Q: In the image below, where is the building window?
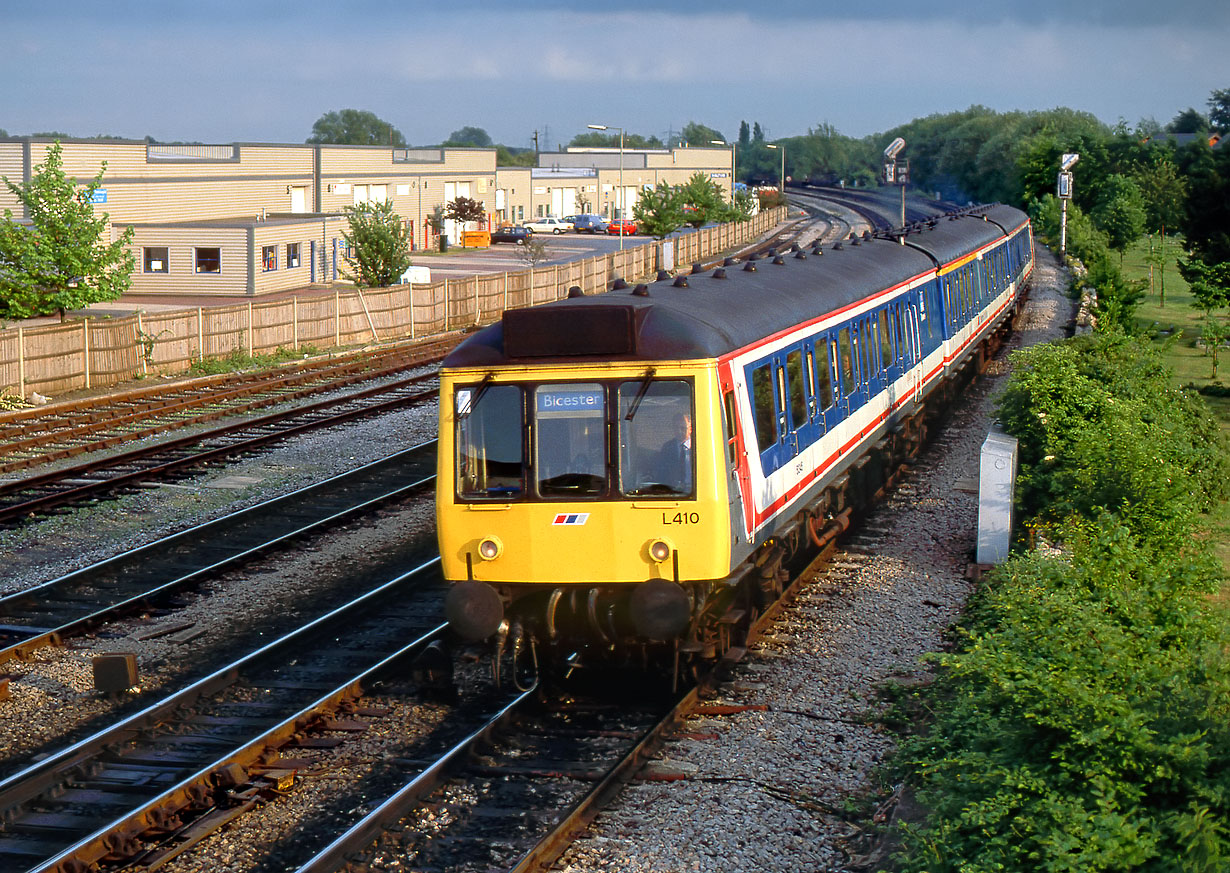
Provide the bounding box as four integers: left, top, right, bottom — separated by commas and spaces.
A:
195, 247, 221, 274
143, 246, 169, 273
262, 245, 277, 272
287, 242, 300, 268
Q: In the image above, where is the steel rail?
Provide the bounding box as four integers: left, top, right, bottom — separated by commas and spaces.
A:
0, 375, 438, 526
2, 560, 448, 873
0, 441, 438, 665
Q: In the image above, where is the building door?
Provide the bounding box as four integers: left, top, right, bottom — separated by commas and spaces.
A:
290, 186, 307, 213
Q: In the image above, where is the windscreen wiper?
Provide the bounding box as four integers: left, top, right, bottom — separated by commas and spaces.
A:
623, 367, 657, 420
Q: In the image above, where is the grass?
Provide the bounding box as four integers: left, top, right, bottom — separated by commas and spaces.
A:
1124, 234, 1230, 590
187, 344, 323, 376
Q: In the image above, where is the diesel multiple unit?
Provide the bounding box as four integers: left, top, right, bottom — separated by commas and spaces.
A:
436, 204, 1034, 677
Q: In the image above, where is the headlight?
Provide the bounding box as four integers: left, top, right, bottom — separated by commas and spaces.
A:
648, 539, 672, 563
478, 537, 503, 560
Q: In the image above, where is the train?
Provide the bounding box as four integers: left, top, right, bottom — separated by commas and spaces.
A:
435, 203, 1034, 682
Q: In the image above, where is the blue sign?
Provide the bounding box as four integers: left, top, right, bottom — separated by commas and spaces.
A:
537, 389, 603, 415
90, 189, 108, 204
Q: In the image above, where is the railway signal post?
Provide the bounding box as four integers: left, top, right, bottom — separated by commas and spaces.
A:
1058, 152, 1079, 256
884, 137, 908, 242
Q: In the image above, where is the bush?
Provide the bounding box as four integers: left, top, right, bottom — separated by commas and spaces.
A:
889, 332, 1230, 872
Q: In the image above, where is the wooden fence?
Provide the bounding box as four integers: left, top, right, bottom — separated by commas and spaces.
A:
0, 208, 784, 397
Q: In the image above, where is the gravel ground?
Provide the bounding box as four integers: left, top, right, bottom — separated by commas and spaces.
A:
0, 242, 1072, 872
551, 246, 1074, 873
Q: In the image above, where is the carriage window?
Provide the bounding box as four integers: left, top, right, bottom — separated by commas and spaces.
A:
878, 310, 893, 370
837, 328, 855, 396
815, 340, 834, 409
456, 384, 524, 499
617, 380, 693, 498
535, 384, 606, 498
751, 363, 777, 451
723, 390, 738, 464
786, 350, 807, 429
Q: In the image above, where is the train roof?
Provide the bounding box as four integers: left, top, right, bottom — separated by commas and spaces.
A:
443, 204, 1028, 368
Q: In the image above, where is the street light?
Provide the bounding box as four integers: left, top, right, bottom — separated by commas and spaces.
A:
711, 139, 736, 204
766, 143, 785, 195
589, 123, 624, 251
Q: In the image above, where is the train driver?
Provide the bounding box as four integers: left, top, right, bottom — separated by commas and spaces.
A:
657, 411, 693, 494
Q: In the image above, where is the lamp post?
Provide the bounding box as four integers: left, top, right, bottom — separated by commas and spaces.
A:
766, 143, 785, 195
711, 139, 736, 204
589, 123, 624, 251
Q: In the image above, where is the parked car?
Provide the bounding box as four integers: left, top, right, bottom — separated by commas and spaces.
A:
570, 213, 610, 233
524, 216, 572, 234
491, 225, 531, 245
607, 219, 638, 236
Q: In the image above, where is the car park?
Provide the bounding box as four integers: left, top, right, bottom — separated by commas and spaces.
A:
607, 219, 637, 236
570, 213, 610, 233
524, 216, 573, 234
491, 225, 531, 245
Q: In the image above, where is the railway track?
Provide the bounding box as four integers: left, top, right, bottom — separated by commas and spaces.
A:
0, 441, 437, 666
0, 558, 450, 873
0, 336, 457, 476
0, 371, 441, 528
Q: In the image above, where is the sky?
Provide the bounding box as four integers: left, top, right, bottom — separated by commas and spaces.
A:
2, 1, 1228, 150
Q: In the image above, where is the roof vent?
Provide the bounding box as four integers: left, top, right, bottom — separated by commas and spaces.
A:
632, 283, 650, 297
673, 275, 689, 287
790, 243, 802, 252
691, 262, 705, 274
656, 270, 671, 282
833, 242, 844, 251
611, 278, 629, 290
712, 268, 727, 279
849, 232, 858, 240
743, 261, 757, 272
863, 230, 871, 240
851, 237, 861, 245
794, 251, 807, 260
766, 247, 777, 257
567, 285, 584, 298
811, 245, 824, 256
723, 257, 738, 266
772, 255, 786, 265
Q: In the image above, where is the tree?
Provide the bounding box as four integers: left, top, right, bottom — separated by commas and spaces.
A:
738, 121, 751, 149
445, 196, 488, 246
1168, 107, 1209, 135
1182, 255, 1230, 378
679, 172, 733, 228
306, 109, 405, 146
1183, 142, 1230, 264
752, 122, 764, 143
1209, 87, 1230, 134
680, 122, 725, 147
0, 142, 134, 320
444, 127, 493, 148
1091, 174, 1146, 263
1135, 157, 1186, 304
568, 131, 664, 149
632, 182, 684, 239
340, 199, 412, 287
517, 235, 551, 268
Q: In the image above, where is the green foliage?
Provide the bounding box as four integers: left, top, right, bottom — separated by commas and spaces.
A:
568, 130, 663, 149
306, 109, 405, 146
1181, 254, 1230, 315
0, 142, 135, 320
188, 344, 324, 376
1210, 88, 1230, 134
1134, 156, 1186, 237
1092, 174, 1147, 258
678, 172, 735, 228
679, 121, 725, 147
895, 517, 1230, 873
1169, 107, 1210, 135
496, 146, 536, 167
1181, 139, 1230, 264
340, 199, 412, 288
631, 181, 684, 240
442, 126, 492, 148
994, 333, 1230, 541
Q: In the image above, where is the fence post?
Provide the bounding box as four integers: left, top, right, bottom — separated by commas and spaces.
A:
293, 297, 299, 350
409, 285, 416, 340
17, 325, 25, 398
247, 301, 253, 356
197, 307, 204, 361
137, 311, 148, 377
444, 279, 450, 331
83, 319, 91, 390
334, 290, 340, 347
503, 272, 508, 312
